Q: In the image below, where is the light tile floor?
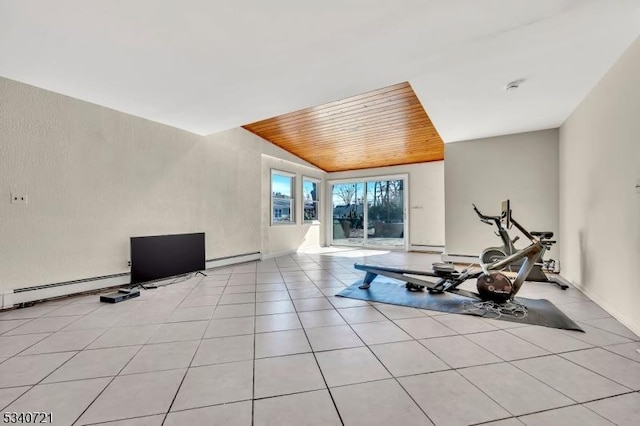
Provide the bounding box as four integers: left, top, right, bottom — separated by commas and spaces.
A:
0, 249, 639, 426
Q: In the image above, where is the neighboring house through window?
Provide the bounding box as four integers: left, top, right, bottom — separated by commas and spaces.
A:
272, 170, 295, 224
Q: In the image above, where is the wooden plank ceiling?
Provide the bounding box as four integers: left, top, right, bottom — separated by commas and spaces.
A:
242, 82, 444, 172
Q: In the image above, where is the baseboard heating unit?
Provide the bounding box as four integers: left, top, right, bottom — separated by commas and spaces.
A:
1, 251, 261, 310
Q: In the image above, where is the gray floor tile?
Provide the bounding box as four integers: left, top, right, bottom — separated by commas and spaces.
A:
256, 283, 287, 292
329, 297, 370, 309
338, 306, 387, 324
316, 346, 390, 387
78, 369, 185, 424
306, 325, 365, 352
563, 324, 633, 346
433, 314, 499, 334
298, 309, 346, 328
84, 415, 165, 425
352, 320, 412, 345
192, 335, 253, 366
0, 305, 59, 320
254, 389, 341, 426
121, 340, 199, 374
481, 419, 524, 426
560, 302, 613, 321
394, 316, 457, 339
518, 404, 614, 426
561, 348, 640, 390
602, 342, 640, 362
0, 319, 30, 334
165, 400, 252, 426
255, 329, 311, 358
63, 313, 123, 331
466, 330, 550, 361
0, 352, 76, 388
293, 297, 335, 312
372, 303, 429, 319
580, 318, 639, 340
212, 303, 256, 319
255, 313, 301, 333
0, 386, 30, 411
255, 300, 295, 315
0, 333, 51, 357
5, 377, 110, 425
87, 324, 159, 349
223, 284, 256, 294
370, 340, 449, 377
254, 353, 325, 398
116, 311, 172, 327
285, 281, 316, 290
43, 346, 140, 383
419, 335, 502, 368
255, 290, 290, 302
507, 325, 593, 353
459, 362, 573, 415
190, 285, 225, 296
288, 288, 324, 299
400, 370, 510, 426
257, 272, 284, 284
179, 295, 221, 308
5, 316, 81, 335
584, 392, 640, 426
219, 293, 256, 305
513, 355, 630, 402
172, 361, 253, 411
22, 328, 106, 355
147, 320, 207, 344
205, 316, 255, 338
331, 379, 433, 426
167, 306, 214, 322
44, 303, 101, 317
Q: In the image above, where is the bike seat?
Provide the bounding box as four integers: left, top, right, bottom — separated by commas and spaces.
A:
531, 231, 554, 239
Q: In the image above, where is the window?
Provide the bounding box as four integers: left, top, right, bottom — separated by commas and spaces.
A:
303, 177, 320, 222
272, 171, 295, 224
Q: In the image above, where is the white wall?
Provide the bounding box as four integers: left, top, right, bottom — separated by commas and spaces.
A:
1, 78, 315, 292
327, 161, 445, 248
444, 129, 559, 259
559, 36, 640, 334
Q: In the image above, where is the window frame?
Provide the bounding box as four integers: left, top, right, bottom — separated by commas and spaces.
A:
271, 169, 296, 226
302, 176, 321, 224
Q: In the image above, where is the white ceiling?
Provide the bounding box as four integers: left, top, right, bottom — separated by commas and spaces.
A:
1, 0, 639, 142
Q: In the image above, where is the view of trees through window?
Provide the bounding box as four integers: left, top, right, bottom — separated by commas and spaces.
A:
332, 179, 404, 247
303, 178, 319, 221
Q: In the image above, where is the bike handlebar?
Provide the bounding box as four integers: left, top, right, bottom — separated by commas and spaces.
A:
472, 204, 503, 223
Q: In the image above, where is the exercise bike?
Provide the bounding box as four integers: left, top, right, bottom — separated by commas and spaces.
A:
473, 200, 568, 290
354, 202, 556, 303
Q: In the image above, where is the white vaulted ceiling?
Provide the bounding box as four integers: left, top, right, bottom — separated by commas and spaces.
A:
0, 0, 639, 141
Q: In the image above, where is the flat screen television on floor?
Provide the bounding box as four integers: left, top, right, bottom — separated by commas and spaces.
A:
130, 232, 205, 284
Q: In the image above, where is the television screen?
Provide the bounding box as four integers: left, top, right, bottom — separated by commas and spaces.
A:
130, 232, 205, 284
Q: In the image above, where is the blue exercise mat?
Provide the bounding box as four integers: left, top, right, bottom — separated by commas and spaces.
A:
337, 278, 583, 332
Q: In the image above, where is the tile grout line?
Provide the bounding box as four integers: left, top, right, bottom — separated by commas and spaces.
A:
71, 277, 201, 425
281, 262, 346, 426
159, 273, 223, 426
329, 289, 439, 425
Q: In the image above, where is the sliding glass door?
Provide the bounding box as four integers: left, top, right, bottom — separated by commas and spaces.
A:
331, 182, 364, 246
330, 176, 407, 249
366, 179, 405, 248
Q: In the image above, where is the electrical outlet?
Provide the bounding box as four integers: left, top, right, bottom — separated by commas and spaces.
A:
11, 193, 28, 204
